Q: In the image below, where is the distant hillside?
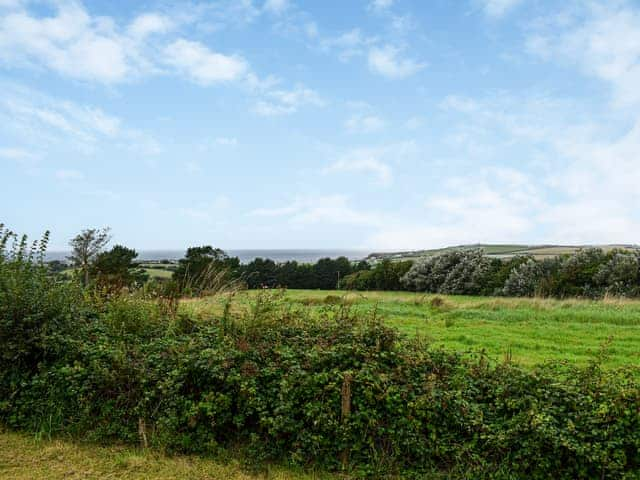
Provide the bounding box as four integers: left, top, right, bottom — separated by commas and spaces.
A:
366, 244, 640, 262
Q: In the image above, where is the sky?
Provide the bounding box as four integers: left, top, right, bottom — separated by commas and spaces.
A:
2, 0, 640, 251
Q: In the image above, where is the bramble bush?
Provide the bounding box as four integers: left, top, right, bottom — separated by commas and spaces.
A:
0, 238, 638, 478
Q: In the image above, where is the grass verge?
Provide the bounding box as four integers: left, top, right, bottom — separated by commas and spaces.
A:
0, 431, 332, 480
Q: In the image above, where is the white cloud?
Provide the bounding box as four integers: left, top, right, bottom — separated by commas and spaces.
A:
368, 0, 394, 12
320, 28, 375, 62
251, 195, 383, 227
128, 13, 174, 39
177, 195, 232, 221
321, 142, 418, 186
0, 85, 120, 149
0, 145, 40, 175
83, 188, 121, 201
389, 14, 416, 35
527, 2, 640, 107
55, 169, 84, 181
0, 0, 308, 107
215, 136, 238, 146
164, 39, 248, 85
366, 168, 540, 250
250, 204, 300, 217
263, 0, 289, 15
0, 0, 23, 10
0, 2, 134, 83
432, 83, 640, 246
304, 21, 318, 38
405, 116, 424, 130
253, 85, 324, 116
368, 45, 425, 78
0, 146, 38, 161
480, 0, 524, 18
344, 113, 386, 133
0, 82, 161, 155
185, 161, 202, 174
324, 156, 392, 186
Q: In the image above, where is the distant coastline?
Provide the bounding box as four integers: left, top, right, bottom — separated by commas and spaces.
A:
45, 249, 371, 264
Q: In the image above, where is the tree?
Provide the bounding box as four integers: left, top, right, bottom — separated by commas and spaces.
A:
312, 257, 353, 289
92, 245, 148, 290
173, 246, 240, 294
339, 260, 412, 291
594, 251, 640, 297
555, 248, 607, 298
46, 260, 67, 275
68, 228, 111, 286
502, 259, 543, 297
242, 258, 279, 288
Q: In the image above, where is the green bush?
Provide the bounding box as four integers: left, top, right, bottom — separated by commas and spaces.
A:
4, 310, 639, 478
402, 249, 496, 295
1, 233, 639, 478
0, 226, 86, 374
339, 260, 412, 291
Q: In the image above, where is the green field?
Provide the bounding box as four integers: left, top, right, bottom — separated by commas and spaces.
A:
0, 432, 332, 480
143, 267, 173, 279
183, 289, 640, 369
367, 243, 639, 261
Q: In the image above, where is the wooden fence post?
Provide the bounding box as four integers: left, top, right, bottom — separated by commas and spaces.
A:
340, 372, 353, 469
138, 417, 148, 449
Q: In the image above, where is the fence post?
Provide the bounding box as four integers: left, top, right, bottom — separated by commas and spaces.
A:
340, 371, 353, 469
138, 417, 148, 449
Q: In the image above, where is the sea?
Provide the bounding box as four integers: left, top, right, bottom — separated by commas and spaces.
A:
45, 249, 371, 264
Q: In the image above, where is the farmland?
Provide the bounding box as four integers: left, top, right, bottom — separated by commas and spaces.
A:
183, 289, 640, 369
367, 243, 640, 262
2, 239, 639, 478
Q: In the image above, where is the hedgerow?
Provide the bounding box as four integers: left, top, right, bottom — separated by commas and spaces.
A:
401, 248, 640, 299
1, 230, 639, 478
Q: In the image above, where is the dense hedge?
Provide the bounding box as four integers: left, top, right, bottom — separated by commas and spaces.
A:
338, 259, 413, 291
170, 251, 361, 291
401, 248, 640, 299
1, 250, 639, 478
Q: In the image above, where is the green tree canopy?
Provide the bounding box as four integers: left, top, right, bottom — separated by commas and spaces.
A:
92, 245, 147, 290
68, 228, 111, 285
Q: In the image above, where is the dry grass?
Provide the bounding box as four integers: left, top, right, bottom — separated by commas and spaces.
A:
0, 431, 332, 480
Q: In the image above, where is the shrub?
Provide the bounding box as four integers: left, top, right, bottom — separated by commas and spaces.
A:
503, 258, 545, 297
555, 248, 608, 298
339, 260, 412, 291
595, 251, 640, 297
402, 249, 495, 295
0, 226, 85, 374
1, 229, 639, 478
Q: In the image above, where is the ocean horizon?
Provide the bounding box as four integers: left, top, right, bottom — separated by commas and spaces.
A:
45, 249, 371, 264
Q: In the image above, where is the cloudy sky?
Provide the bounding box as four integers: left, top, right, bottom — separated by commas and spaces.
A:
2, 0, 640, 250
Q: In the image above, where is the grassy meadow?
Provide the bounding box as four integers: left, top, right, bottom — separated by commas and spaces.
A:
368, 243, 639, 261
182, 289, 640, 369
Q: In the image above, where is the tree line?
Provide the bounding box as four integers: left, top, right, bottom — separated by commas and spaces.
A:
401, 247, 640, 298
2, 223, 638, 478
60, 227, 640, 298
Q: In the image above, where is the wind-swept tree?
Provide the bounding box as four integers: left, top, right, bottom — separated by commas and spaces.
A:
68, 228, 111, 285
92, 244, 148, 291
173, 245, 240, 294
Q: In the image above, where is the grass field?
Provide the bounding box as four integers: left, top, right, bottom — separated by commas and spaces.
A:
368, 243, 639, 261
143, 267, 173, 279
0, 432, 332, 480
183, 290, 640, 369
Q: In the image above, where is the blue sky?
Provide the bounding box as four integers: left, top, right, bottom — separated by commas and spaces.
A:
2, 0, 640, 250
